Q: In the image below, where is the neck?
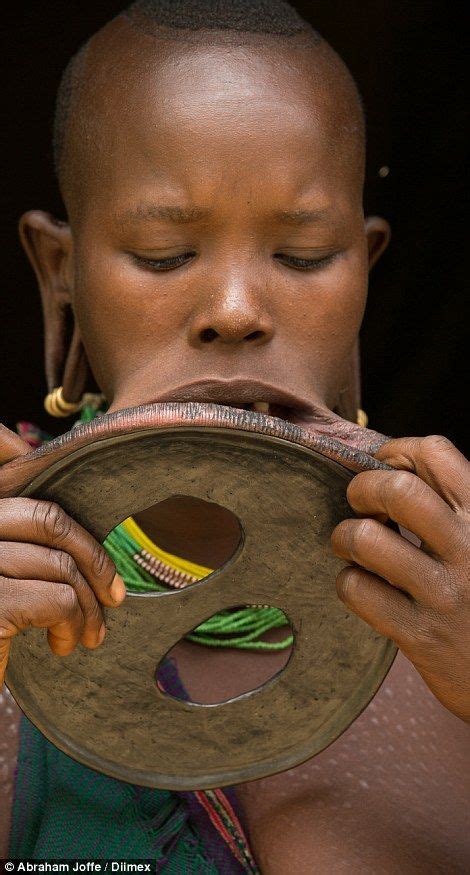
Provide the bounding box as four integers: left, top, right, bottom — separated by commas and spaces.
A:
133, 495, 241, 569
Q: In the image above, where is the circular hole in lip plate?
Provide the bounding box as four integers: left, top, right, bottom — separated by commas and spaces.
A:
155, 604, 294, 706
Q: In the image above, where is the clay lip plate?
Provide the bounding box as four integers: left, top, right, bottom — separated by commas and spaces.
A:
2, 403, 396, 790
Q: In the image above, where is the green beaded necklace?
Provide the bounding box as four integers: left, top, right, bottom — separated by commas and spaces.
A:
80, 404, 293, 652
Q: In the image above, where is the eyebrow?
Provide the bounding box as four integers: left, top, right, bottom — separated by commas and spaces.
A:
120, 204, 329, 226
121, 203, 210, 224
274, 208, 330, 225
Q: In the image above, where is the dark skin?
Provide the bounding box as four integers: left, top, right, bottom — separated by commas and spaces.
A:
0, 18, 469, 870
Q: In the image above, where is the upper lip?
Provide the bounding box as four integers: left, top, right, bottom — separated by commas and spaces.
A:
154, 379, 315, 414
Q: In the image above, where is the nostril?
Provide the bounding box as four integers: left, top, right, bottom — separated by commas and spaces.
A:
200, 328, 218, 343
199, 328, 265, 344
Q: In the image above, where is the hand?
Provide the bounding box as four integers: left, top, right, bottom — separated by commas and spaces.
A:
0, 423, 126, 687
331, 435, 470, 722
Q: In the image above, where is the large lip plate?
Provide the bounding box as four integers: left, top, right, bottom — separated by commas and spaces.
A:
5, 415, 396, 790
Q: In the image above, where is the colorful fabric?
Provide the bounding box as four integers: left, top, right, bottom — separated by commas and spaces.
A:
8, 658, 258, 871
16, 420, 52, 448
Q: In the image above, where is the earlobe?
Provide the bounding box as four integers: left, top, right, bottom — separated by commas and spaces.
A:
19, 211, 98, 405
365, 216, 391, 270
19, 210, 80, 396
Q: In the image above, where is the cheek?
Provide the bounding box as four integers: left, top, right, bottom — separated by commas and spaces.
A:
286, 253, 368, 347
327, 254, 368, 336
71, 252, 189, 390
282, 251, 368, 400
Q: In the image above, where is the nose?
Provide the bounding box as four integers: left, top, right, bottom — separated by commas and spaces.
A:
188, 277, 275, 348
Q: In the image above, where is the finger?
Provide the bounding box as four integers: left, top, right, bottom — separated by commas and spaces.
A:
0, 576, 85, 658
0, 498, 126, 607
345, 469, 463, 560
0, 541, 104, 647
375, 435, 470, 514
48, 617, 105, 655
336, 565, 415, 646
0, 423, 31, 464
331, 518, 440, 602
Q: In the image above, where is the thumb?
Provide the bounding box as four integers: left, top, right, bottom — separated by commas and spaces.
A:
0, 423, 31, 465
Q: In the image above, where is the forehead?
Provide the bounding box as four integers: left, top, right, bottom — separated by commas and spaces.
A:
67, 21, 363, 217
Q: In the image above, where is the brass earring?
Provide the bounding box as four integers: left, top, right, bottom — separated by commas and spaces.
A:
44, 386, 82, 417
44, 387, 105, 418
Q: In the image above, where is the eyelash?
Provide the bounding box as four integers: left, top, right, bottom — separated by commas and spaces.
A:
274, 253, 336, 271
132, 252, 336, 272
132, 252, 196, 271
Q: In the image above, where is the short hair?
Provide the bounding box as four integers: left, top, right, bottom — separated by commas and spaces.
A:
124, 0, 310, 35
52, 0, 363, 199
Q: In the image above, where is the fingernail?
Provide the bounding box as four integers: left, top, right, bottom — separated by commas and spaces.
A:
110, 573, 126, 603
98, 622, 106, 643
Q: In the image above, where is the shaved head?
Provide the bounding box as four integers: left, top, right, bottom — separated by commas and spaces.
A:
53, 0, 365, 216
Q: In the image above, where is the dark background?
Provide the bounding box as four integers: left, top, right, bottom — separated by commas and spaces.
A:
1, 1, 468, 451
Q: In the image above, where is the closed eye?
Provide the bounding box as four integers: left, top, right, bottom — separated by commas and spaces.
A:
131, 251, 338, 273
131, 252, 196, 271
274, 253, 338, 271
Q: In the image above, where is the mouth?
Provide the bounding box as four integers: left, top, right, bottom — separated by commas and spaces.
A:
154, 379, 320, 426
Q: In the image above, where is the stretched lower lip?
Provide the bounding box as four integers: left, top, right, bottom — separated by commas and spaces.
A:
210, 400, 306, 424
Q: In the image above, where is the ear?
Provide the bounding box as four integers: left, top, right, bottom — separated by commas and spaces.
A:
19, 209, 73, 299
365, 215, 391, 270
19, 210, 74, 393
19, 210, 93, 403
